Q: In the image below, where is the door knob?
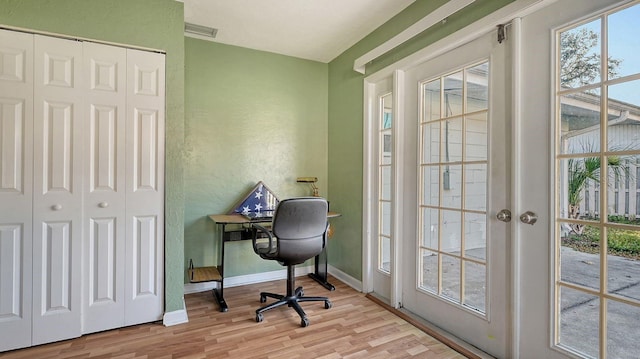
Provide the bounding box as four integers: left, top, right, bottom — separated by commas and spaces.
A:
496, 209, 512, 222
98, 202, 109, 208
51, 204, 62, 211
520, 211, 538, 225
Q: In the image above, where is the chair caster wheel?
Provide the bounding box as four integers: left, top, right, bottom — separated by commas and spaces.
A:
256, 313, 263, 323
324, 300, 332, 309
299, 289, 304, 297
260, 295, 267, 303
301, 317, 310, 327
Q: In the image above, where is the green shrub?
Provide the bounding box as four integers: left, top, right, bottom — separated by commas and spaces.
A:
608, 229, 640, 254
564, 226, 640, 257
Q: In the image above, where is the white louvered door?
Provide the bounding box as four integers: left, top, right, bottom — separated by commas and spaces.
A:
32, 34, 84, 345
0, 29, 34, 352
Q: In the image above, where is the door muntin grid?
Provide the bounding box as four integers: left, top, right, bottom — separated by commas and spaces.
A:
378, 93, 392, 274
418, 60, 489, 315
554, 2, 640, 358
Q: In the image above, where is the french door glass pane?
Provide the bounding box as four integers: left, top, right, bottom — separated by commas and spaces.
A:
559, 91, 601, 155
559, 19, 601, 89
465, 112, 487, 161
464, 212, 486, 261
558, 157, 604, 222
607, 80, 640, 149
443, 72, 463, 117
423, 79, 441, 121
422, 122, 440, 163
422, 207, 439, 249
420, 249, 438, 291
559, 223, 601, 291
464, 261, 486, 312
466, 62, 489, 112
607, 300, 640, 358
441, 165, 462, 208
465, 164, 487, 211
441, 117, 463, 163
422, 165, 439, 206
441, 254, 460, 302
558, 286, 599, 358
608, 5, 640, 80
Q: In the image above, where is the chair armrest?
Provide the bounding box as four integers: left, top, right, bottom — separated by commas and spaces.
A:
251, 223, 275, 255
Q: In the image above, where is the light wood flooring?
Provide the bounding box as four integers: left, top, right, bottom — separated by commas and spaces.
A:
1, 276, 473, 358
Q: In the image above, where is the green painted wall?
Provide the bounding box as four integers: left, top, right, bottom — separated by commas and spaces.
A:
1, 0, 515, 313
0, 0, 186, 312
327, 0, 513, 280
184, 38, 328, 278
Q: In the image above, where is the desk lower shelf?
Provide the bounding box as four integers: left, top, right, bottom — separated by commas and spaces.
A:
188, 265, 222, 283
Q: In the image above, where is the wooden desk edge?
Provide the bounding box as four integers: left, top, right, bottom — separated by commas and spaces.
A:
209, 212, 341, 224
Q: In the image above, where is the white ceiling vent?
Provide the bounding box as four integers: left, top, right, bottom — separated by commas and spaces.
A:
184, 22, 218, 38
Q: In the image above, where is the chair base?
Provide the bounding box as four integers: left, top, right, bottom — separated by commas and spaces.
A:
255, 265, 332, 327
255, 286, 332, 327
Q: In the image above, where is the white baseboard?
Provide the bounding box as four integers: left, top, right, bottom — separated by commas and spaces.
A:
183, 265, 362, 295
183, 265, 314, 294
327, 265, 362, 292
163, 297, 189, 326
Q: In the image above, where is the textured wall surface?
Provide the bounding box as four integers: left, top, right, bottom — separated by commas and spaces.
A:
0, 0, 186, 312
184, 38, 328, 278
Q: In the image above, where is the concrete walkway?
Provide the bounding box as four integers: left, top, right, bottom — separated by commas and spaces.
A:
558, 246, 640, 358
423, 247, 640, 358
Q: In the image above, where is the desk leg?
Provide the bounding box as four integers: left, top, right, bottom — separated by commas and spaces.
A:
215, 225, 229, 312
212, 287, 228, 312
308, 247, 335, 291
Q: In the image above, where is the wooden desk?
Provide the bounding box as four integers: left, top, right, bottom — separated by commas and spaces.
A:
191, 212, 340, 312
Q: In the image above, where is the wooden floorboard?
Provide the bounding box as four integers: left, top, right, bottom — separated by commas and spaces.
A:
1, 276, 469, 358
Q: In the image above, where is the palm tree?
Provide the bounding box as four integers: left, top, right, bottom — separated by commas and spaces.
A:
567, 155, 625, 234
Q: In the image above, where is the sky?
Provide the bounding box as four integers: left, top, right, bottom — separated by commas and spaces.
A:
576, 3, 640, 105
608, 3, 640, 106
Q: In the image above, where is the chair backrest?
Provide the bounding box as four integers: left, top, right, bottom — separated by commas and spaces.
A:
271, 197, 328, 264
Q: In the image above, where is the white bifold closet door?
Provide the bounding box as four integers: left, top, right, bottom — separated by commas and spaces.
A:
0, 29, 34, 352
0, 29, 165, 351
82, 41, 165, 333
32, 34, 85, 346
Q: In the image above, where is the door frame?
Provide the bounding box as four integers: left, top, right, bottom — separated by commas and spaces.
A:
362, 1, 556, 357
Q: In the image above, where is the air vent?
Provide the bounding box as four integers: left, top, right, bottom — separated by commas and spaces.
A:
184, 22, 218, 38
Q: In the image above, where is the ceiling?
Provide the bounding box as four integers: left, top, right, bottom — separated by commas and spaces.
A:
183, 0, 415, 63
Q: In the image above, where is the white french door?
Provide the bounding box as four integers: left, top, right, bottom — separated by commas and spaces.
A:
518, 0, 640, 358
400, 30, 511, 357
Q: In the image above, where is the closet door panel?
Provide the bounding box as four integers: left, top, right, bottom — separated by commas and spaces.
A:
32, 35, 83, 345
0, 29, 33, 352
125, 49, 164, 326
82, 42, 126, 334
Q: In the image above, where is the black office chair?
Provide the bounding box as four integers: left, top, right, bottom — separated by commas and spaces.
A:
251, 197, 332, 327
